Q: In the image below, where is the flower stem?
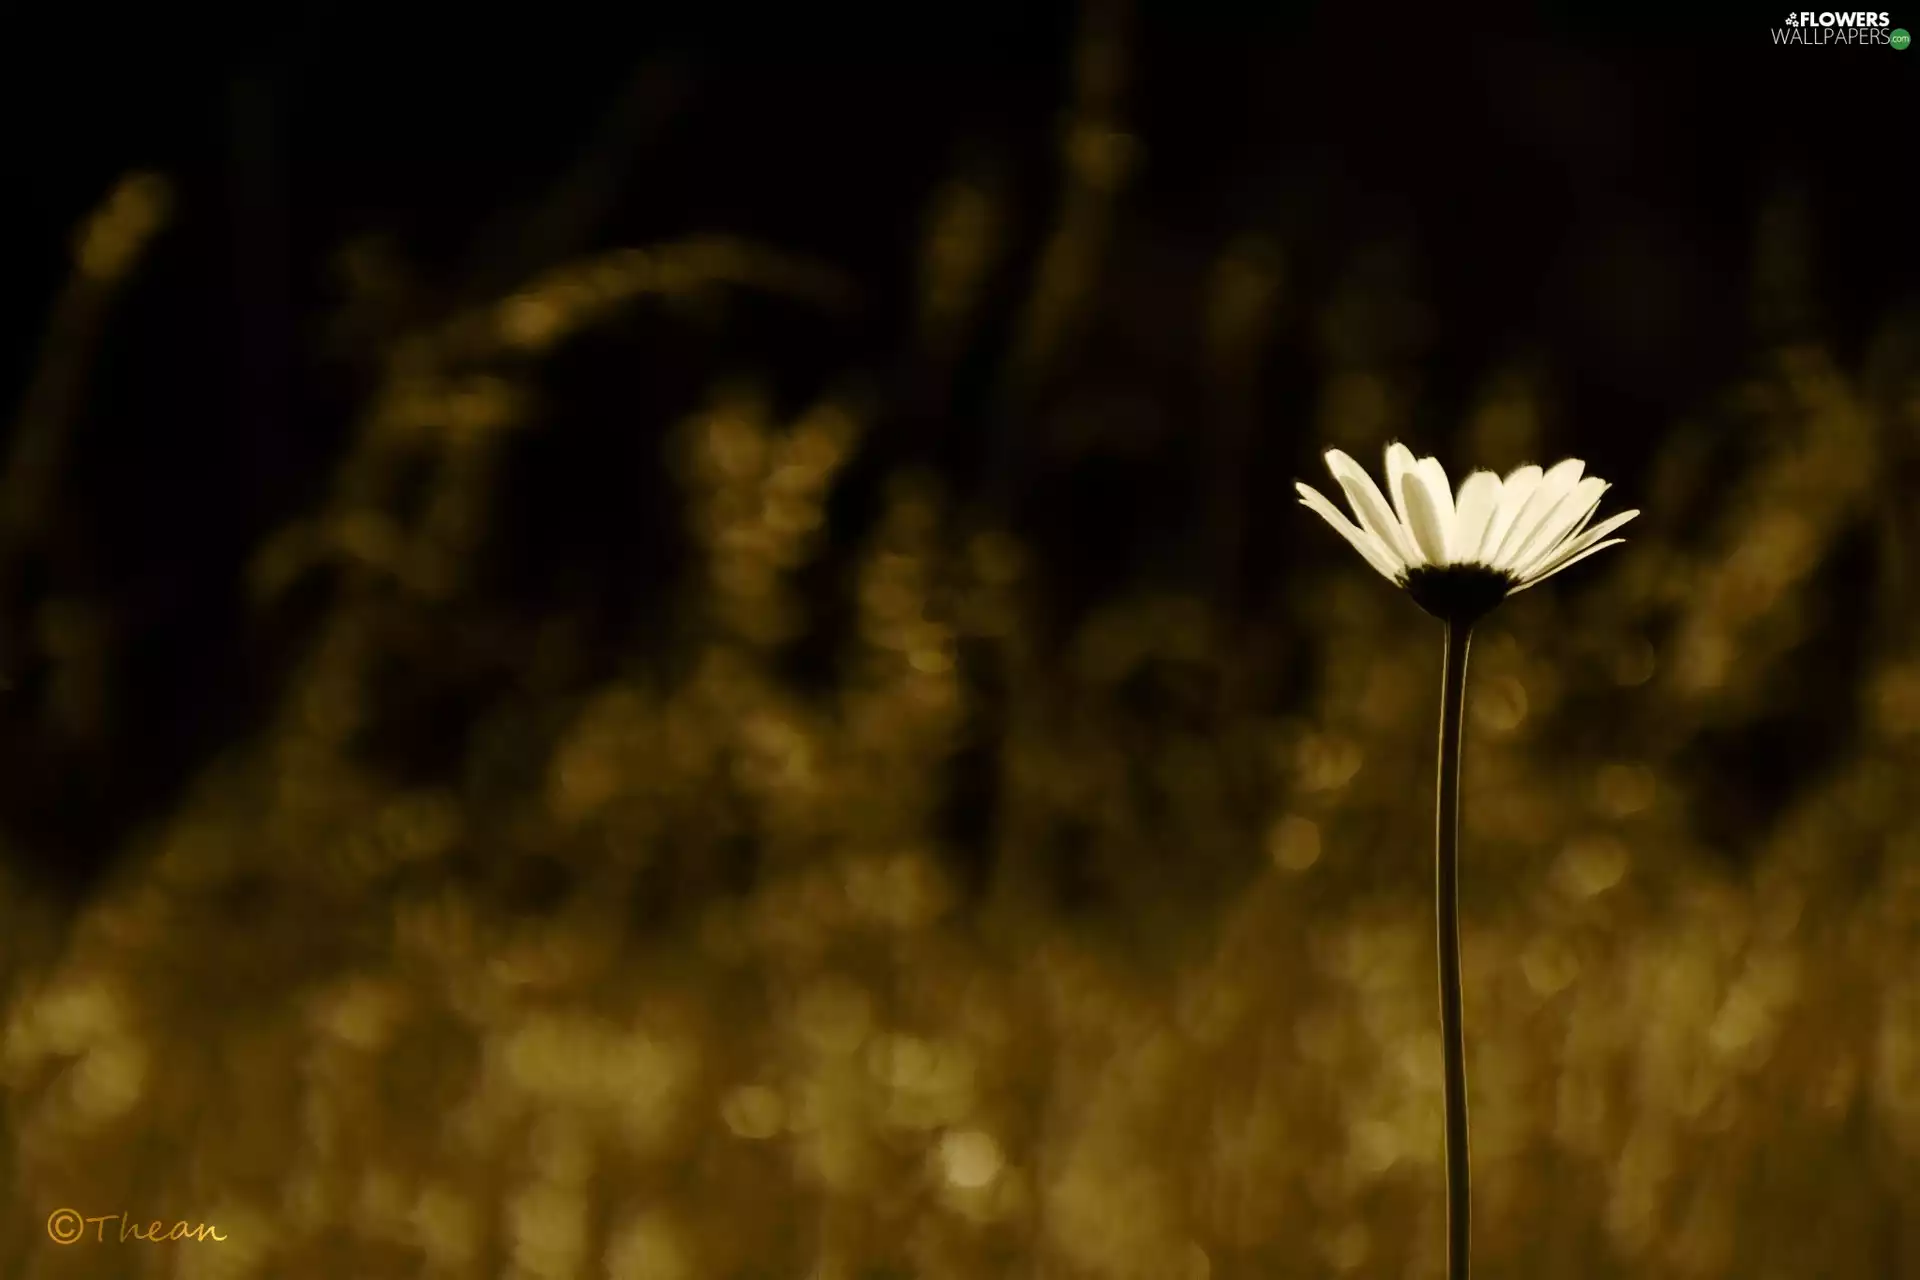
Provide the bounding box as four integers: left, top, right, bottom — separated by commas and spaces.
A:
1436, 617, 1474, 1279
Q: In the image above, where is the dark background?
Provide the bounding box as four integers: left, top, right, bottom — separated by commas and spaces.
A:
2, 2, 1915, 890
5, 7, 1920, 1278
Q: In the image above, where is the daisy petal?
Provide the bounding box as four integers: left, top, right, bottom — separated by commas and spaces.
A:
1510, 477, 1607, 577
1416, 455, 1456, 533
1491, 458, 1583, 570
1514, 481, 1608, 579
1399, 468, 1451, 565
1326, 449, 1419, 565
1450, 471, 1502, 565
1385, 443, 1421, 544
1297, 483, 1405, 581
1518, 509, 1639, 584
1507, 538, 1626, 593
1478, 464, 1541, 560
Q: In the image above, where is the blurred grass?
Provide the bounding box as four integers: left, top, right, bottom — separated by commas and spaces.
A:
4, 24, 1920, 1280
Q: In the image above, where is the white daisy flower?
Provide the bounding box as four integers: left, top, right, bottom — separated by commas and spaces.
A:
1295, 442, 1638, 621
1295, 441, 1641, 1275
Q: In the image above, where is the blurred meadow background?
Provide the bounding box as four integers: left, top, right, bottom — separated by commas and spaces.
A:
4, 4, 1919, 1277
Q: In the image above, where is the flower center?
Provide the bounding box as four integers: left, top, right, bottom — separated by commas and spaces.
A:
1402, 563, 1515, 624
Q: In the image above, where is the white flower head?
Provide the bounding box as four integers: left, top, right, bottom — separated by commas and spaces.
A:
1296, 442, 1637, 621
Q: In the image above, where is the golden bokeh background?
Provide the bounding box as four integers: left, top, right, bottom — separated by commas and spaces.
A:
4, 8, 1919, 1278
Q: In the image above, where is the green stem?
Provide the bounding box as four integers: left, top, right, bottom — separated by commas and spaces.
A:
1437, 618, 1473, 1279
